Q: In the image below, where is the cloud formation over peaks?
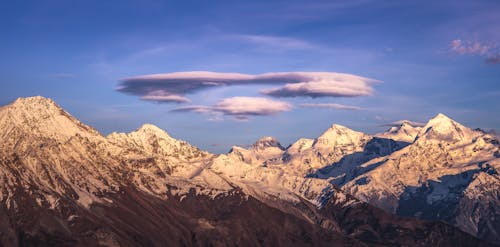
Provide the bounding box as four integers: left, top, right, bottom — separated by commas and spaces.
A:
117, 71, 378, 103
171, 97, 292, 121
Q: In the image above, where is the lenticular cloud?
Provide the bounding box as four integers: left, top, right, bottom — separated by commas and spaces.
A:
171, 97, 292, 120
117, 71, 378, 103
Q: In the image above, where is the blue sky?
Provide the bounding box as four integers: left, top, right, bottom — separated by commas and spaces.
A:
1, 0, 499, 153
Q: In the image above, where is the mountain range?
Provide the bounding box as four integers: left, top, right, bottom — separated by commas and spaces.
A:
0, 96, 498, 246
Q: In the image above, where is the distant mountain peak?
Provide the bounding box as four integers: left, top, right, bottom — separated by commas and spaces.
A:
13, 95, 56, 105
416, 113, 473, 143
424, 113, 461, 129
136, 123, 171, 136
318, 124, 364, 140
1, 96, 100, 140
313, 124, 369, 150
251, 136, 284, 150
376, 120, 422, 143
330, 123, 349, 130
399, 120, 424, 127
400, 120, 412, 125
109, 123, 177, 145
10, 96, 62, 112
429, 113, 454, 122
286, 138, 314, 154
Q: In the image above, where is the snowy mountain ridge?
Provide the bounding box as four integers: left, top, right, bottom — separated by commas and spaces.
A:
0, 96, 498, 246
221, 112, 499, 243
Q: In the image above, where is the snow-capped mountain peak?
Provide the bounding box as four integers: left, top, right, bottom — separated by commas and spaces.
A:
329, 123, 350, 131
320, 123, 362, 136
107, 123, 208, 161
416, 113, 473, 143
251, 136, 284, 150
375, 120, 423, 143
107, 123, 175, 143
427, 113, 456, 124
315, 124, 368, 147
424, 113, 465, 128
6, 96, 68, 119
227, 137, 285, 165
12, 95, 58, 107
287, 138, 314, 154
0, 96, 101, 141
134, 123, 174, 140
398, 120, 424, 129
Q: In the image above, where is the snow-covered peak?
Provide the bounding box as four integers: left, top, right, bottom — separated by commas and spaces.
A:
12, 95, 58, 107
0, 96, 101, 140
226, 137, 285, 165
396, 120, 424, 129
315, 124, 368, 147
251, 136, 284, 151
135, 123, 173, 139
287, 138, 314, 154
107, 123, 209, 160
138, 123, 164, 131
107, 123, 176, 144
7, 96, 65, 117
321, 124, 361, 136
376, 120, 422, 143
330, 123, 349, 130
428, 113, 454, 124
229, 145, 247, 152
416, 113, 473, 143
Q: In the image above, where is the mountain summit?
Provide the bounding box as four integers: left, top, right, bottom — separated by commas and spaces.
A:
251, 136, 285, 150
416, 113, 473, 143
376, 120, 423, 143
0, 96, 100, 139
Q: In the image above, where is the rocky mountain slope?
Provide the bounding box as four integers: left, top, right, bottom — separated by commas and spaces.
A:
0, 96, 495, 246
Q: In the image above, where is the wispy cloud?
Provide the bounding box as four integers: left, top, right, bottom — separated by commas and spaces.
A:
117, 71, 378, 103
299, 103, 361, 110
171, 97, 292, 121
450, 39, 491, 55
450, 39, 500, 64
233, 34, 316, 50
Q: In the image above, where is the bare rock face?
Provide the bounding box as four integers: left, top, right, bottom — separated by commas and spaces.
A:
0, 96, 496, 246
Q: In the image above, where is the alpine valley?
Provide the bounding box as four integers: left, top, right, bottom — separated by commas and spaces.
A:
0, 96, 498, 246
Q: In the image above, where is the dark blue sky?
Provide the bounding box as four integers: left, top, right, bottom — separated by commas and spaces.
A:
1, 0, 499, 152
